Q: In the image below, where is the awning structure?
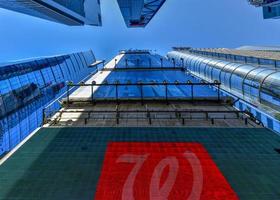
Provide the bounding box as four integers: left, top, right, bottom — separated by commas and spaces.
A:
89, 60, 105, 68
117, 0, 166, 27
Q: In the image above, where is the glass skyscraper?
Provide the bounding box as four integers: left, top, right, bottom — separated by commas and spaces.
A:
1, 50, 279, 200
168, 47, 280, 133
0, 0, 102, 25
248, 0, 280, 19
0, 50, 97, 156
117, 0, 166, 27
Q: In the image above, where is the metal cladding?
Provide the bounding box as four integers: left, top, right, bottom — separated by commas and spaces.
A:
117, 0, 166, 27
167, 50, 280, 112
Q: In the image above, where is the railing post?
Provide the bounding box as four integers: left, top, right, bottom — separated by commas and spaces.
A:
191, 84, 194, 102
66, 81, 72, 106
92, 81, 96, 105
125, 59, 128, 68
140, 82, 144, 105
115, 81, 119, 105
164, 81, 168, 105
67, 85, 69, 106
218, 84, 221, 101
160, 58, 163, 68
42, 108, 46, 125
116, 109, 119, 125
148, 111, 152, 125
115, 59, 117, 67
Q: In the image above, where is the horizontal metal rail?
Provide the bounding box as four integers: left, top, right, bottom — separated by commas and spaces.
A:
68, 82, 221, 87
45, 109, 258, 127
55, 110, 242, 114
102, 67, 185, 71
64, 82, 222, 106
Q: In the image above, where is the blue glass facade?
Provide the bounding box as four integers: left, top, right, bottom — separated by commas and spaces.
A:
168, 51, 280, 111
248, 0, 280, 19
0, 51, 97, 156
91, 51, 219, 100
263, 4, 280, 19
188, 49, 280, 68
168, 50, 280, 134
0, 0, 102, 26
117, 0, 166, 27
248, 0, 280, 6
53, 0, 85, 16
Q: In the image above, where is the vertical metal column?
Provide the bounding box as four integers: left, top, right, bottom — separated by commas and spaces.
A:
42, 108, 46, 125
66, 82, 70, 106
164, 81, 168, 104
191, 84, 194, 102
140, 82, 144, 105
92, 81, 96, 105
218, 84, 221, 101
115, 81, 119, 104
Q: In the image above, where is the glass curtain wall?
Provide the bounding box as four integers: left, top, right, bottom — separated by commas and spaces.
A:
93, 52, 219, 100
167, 51, 280, 111
0, 51, 96, 156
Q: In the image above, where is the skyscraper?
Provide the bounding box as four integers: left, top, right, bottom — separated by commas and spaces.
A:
168, 47, 280, 132
0, 50, 99, 155
0, 50, 279, 199
248, 0, 280, 19
117, 0, 166, 27
0, 0, 102, 25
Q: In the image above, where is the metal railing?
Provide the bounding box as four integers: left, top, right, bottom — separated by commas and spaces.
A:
188, 49, 280, 68
102, 66, 184, 71
44, 108, 260, 127
42, 69, 100, 125
65, 81, 222, 105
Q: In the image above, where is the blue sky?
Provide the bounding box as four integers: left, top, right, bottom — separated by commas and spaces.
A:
0, 0, 280, 62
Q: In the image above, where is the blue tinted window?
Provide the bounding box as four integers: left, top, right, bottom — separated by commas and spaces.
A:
41, 68, 55, 84
59, 62, 71, 80
52, 65, 64, 82
9, 76, 22, 90
18, 74, 30, 86
32, 71, 45, 87
0, 80, 12, 94
70, 54, 81, 71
